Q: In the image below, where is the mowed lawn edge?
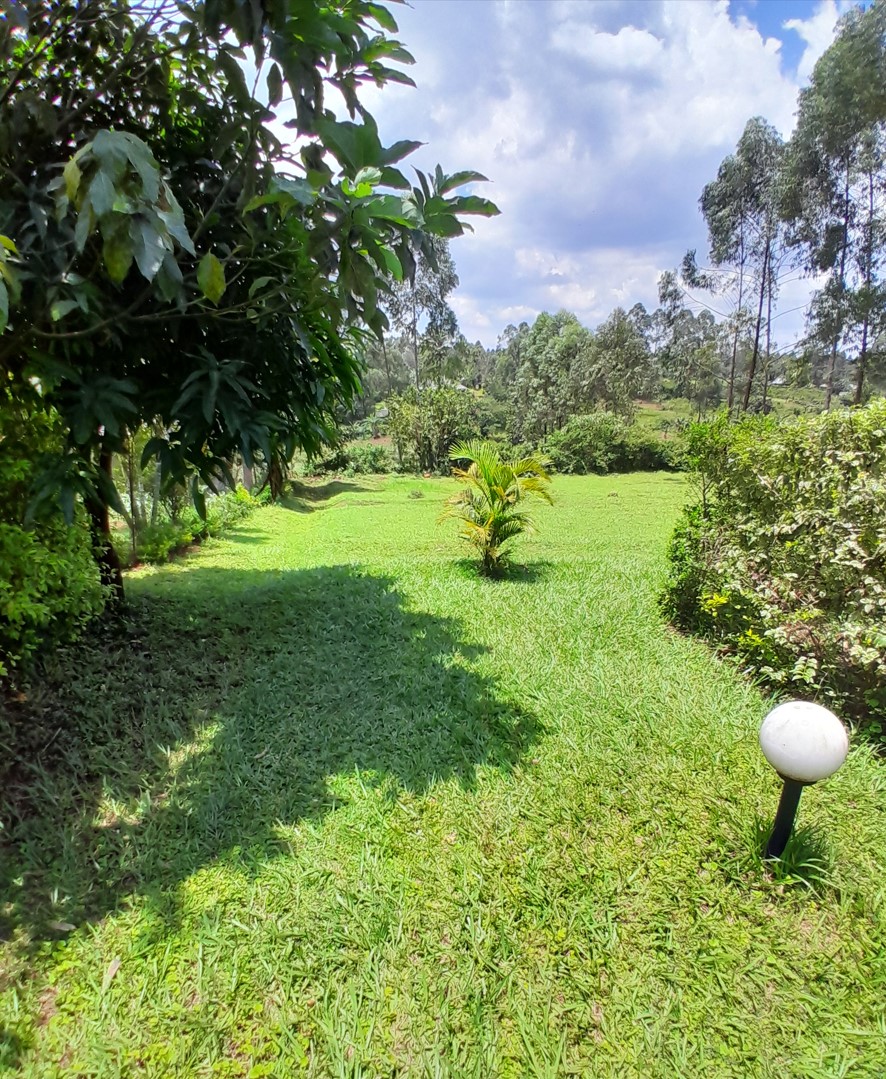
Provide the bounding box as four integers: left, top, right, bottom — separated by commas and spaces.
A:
1, 473, 884, 1078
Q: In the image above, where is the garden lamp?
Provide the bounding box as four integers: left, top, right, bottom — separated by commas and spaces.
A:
758, 700, 849, 859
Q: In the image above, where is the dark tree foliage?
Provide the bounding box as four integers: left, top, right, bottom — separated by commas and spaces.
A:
0, 0, 498, 595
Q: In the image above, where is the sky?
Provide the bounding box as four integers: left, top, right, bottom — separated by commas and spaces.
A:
355, 0, 860, 348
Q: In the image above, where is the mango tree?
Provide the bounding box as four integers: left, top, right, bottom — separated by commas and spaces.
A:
0, 0, 498, 597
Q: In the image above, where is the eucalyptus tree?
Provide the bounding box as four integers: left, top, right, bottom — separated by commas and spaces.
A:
700, 117, 785, 412
384, 234, 459, 391
781, 2, 886, 407
510, 311, 594, 442
0, 1, 498, 596
656, 271, 720, 418
592, 305, 656, 416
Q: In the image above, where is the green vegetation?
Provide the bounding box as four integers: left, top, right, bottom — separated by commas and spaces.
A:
545, 412, 680, 474
113, 486, 264, 567
663, 402, 886, 729
443, 441, 552, 575
0, 390, 103, 678
1, 0, 498, 598
2, 475, 885, 1076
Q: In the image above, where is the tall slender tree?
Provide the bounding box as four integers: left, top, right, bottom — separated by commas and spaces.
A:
781, 2, 886, 407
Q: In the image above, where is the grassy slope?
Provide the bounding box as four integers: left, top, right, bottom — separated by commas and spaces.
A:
1, 474, 884, 1078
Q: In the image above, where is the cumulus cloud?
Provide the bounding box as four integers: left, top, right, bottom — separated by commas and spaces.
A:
360, 0, 845, 345
785, 0, 853, 81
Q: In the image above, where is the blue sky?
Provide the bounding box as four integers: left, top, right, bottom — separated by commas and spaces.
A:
358, 0, 859, 347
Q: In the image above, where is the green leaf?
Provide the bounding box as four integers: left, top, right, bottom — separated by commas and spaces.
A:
437, 170, 490, 195
377, 245, 402, 281
131, 218, 167, 282
121, 133, 160, 202
0, 279, 8, 333
354, 166, 382, 187
63, 157, 82, 201
198, 252, 226, 305
0, 235, 18, 254
267, 63, 283, 107
74, 205, 92, 252
191, 476, 207, 520
89, 170, 116, 217
445, 194, 500, 217
103, 229, 133, 284
156, 252, 183, 302
365, 194, 422, 227
140, 436, 168, 469
367, 3, 398, 32
50, 299, 80, 322
248, 275, 274, 298
158, 204, 196, 256
380, 139, 423, 166
379, 166, 410, 190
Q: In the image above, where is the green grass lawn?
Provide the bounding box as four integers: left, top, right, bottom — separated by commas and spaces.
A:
2, 474, 885, 1077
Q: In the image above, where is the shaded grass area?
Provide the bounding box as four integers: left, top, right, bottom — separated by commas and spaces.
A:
1, 474, 885, 1077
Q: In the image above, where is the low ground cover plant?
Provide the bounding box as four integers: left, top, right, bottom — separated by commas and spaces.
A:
663, 403, 886, 727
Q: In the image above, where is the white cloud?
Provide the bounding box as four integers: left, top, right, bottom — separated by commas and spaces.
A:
551, 24, 664, 74
784, 0, 850, 82
359, 0, 847, 345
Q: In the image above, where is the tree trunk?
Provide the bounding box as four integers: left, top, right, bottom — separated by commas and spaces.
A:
762, 262, 773, 412
242, 462, 254, 491
826, 162, 852, 411
742, 240, 770, 412
825, 340, 838, 411
87, 448, 125, 606
727, 235, 746, 412
411, 290, 420, 392
855, 166, 875, 406
381, 336, 393, 395
855, 317, 870, 405
125, 438, 140, 562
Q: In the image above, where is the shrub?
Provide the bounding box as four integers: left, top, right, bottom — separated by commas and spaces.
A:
544, 413, 679, 474
120, 486, 261, 565
0, 392, 104, 679
443, 440, 553, 576
0, 519, 104, 678
662, 403, 886, 728
344, 442, 394, 474
384, 387, 478, 473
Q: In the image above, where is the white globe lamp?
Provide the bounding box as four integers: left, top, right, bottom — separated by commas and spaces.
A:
759, 700, 849, 858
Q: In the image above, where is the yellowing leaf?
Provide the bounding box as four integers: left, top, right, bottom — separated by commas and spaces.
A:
63, 157, 82, 202
197, 252, 226, 305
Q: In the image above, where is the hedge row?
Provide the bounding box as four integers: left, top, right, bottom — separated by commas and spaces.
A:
662, 404, 886, 729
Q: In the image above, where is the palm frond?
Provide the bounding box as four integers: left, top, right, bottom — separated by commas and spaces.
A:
443, 440, 555, 575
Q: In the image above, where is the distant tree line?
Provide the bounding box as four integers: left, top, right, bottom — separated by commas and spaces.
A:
353, 3, 886, 444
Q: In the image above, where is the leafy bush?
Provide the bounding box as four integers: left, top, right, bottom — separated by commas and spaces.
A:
385, 387, 478, 473
0, 392, 104, 679
118, 486, 261, 566
307, 441, 394, 475
544, 413, 679, 474
0, 520, 104, 678
662, 404, 886, 728
343, 442, 394, 474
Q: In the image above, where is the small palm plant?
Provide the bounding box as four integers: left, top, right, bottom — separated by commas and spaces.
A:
443, 440, 553, 576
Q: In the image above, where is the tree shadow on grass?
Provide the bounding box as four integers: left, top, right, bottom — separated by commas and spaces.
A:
281, 479, 370, 513
0, 565, 539, 950
221, 529, 271, 544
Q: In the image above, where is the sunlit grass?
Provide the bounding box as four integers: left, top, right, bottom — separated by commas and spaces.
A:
1, 474, 884, 1077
